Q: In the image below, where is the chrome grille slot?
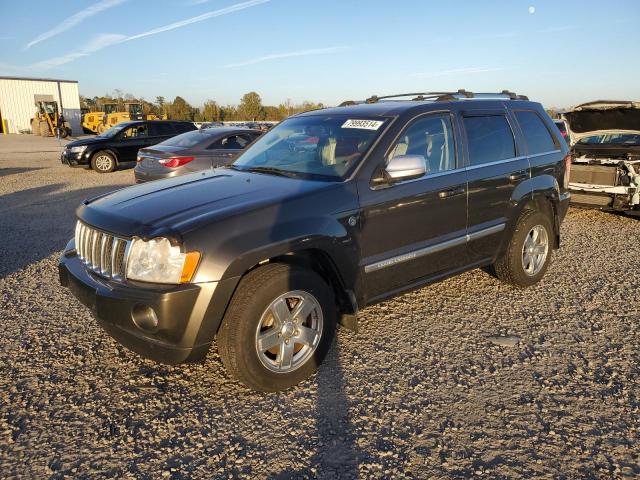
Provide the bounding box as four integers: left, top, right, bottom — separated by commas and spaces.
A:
74, 221, 130, 281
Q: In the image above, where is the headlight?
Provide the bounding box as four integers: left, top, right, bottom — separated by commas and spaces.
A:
69, 146, 87, 153
126, 237, 200, 284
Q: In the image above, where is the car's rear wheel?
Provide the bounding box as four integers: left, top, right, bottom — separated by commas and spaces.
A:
217, 263, 336, 392
493, 209, 553, 287
91, 151, 116, 173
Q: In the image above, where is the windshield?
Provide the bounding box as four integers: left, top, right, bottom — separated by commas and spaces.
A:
97, 125, 125, 138
232, 115, 387, 180
577, 133, 640, 145
161, 130, 214, 148
128, 104, 143, 115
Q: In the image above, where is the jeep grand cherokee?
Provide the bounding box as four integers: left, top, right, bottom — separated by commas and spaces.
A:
59, 90, 571, 391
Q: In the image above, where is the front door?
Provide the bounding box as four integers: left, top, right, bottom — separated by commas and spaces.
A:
358, 113, 468, 302
207, 133, 256, 166
117, 123, 150, 162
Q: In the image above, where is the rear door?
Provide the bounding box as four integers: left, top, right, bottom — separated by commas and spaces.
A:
148, 122, 177, 146
358, 112, 468, 301
461, 108, 530, 262
207, 133, 258, 166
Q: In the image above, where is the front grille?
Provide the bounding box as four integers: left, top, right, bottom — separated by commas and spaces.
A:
74, 221, 130, 280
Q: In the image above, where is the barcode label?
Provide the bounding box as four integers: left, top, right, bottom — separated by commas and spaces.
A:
341, 119, 384, 130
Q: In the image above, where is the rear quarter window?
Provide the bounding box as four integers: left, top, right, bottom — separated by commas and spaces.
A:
516, 111, 558, 154
463, 115, 516, 166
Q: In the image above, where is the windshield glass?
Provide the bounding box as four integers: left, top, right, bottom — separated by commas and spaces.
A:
232, 115, 387, 180
97, 124, 125, 138
577, 133, 640, 145
128, 104, 143, 115
161, 130, 215, 148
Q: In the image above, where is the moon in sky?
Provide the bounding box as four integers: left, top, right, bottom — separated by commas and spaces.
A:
528, 6, 536, 14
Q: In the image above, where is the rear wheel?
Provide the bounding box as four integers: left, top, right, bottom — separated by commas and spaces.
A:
493, 210, 553, 287
97, 123, 107, 134
217, 263, 337, 392
91, 151, 116, 173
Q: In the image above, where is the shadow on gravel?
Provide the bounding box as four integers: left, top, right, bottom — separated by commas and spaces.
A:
271, 338, 360, 479
0, 183, 127, 277
0, 167, 43, 178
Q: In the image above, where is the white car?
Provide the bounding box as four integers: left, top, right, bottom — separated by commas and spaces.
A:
562, 101, 640, 215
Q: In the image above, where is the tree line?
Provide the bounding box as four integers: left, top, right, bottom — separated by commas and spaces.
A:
80, 90, 324, 122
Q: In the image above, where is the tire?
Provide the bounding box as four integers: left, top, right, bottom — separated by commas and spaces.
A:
493, 209, 554, 287
31, 119, 40, 135
39, 121, 50, 137
90, 151, 116, 173
217, 263, 337, 392
97, 123, 106, 134
56, 127, 69, 139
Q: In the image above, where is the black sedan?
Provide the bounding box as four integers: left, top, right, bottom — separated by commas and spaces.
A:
134, 127, 261, 183
61, 120, 197, 173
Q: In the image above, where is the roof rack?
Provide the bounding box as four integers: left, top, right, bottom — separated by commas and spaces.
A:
351, 89, 529, 105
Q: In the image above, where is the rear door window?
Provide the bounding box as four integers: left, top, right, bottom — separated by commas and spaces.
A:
173, 123, 196, 133
463, 115, 516, 166
516, 111, 558, 154
149, 123, 175, 137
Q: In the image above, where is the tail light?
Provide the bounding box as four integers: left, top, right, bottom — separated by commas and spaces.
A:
159, 156, 195, 168
563, 153, 572, 189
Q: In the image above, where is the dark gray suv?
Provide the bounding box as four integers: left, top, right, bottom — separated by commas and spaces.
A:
59, 90, 571, 391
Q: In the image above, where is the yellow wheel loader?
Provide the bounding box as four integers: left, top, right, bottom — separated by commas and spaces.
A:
32, 101, 71, 138
97, 102, 145, 133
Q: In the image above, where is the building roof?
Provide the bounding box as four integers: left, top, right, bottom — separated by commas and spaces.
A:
0, 76, 78, 84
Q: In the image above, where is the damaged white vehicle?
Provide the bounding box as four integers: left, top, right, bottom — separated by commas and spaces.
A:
562, 100, 640, 215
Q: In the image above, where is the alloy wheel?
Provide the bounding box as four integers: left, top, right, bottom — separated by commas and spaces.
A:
254, 290, 323, 373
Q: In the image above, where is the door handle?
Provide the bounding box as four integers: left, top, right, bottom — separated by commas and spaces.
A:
509, 171, 528, 182
438, 186, 465, 199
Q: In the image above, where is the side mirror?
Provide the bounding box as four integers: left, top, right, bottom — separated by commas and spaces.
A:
384, 155, 427, 183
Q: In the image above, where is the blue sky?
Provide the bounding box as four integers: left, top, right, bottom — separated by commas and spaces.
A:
1, 0, 639, 108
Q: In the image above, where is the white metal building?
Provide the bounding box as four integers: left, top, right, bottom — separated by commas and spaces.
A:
0, 76, 81, 135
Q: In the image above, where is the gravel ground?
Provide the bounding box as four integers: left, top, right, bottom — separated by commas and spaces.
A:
1, 135, 638, 479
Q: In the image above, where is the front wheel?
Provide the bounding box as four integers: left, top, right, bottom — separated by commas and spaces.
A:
493, 209, 554, 287
217, 263, 337, 392
91, 151, 116, 173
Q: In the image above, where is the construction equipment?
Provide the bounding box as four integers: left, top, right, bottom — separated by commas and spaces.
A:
97, 102, 145, 133
82, 110, 105, 134
31, 101, 71, 138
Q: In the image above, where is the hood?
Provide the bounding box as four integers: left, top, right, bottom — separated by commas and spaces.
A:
65, 136, 112, 148
77, 169, 338, 239
563, 101, 640, 140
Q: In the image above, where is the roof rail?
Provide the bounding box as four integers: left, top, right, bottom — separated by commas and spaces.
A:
356, 89, 529, 105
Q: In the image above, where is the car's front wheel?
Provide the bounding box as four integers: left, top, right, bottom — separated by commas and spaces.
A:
217, 263, 336, 392
91, 151, 116, 173
493, 209, 553, 287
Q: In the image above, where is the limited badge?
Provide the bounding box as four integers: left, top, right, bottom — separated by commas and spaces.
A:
341, 119, 384, 130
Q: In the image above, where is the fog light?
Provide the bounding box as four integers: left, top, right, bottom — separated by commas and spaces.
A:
131, 305, 159, 331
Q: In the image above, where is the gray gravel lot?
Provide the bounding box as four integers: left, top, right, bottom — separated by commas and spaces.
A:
1, 135, 638, 478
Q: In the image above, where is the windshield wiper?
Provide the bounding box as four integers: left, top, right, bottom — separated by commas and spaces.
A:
244, 166, 301, 178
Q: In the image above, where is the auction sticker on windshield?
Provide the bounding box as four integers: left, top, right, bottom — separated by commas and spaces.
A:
342, 119, 384, 130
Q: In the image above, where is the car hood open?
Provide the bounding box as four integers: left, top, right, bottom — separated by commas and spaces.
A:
76, 168, 338, 239
563, 101, 640, 140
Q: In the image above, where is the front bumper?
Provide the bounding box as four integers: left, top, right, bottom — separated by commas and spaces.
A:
61, 149, 90, 168
59, 247, 219, 364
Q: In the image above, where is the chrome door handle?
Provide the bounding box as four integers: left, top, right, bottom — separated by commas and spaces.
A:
438, 187, 465, 199
509, 172, 528, 182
